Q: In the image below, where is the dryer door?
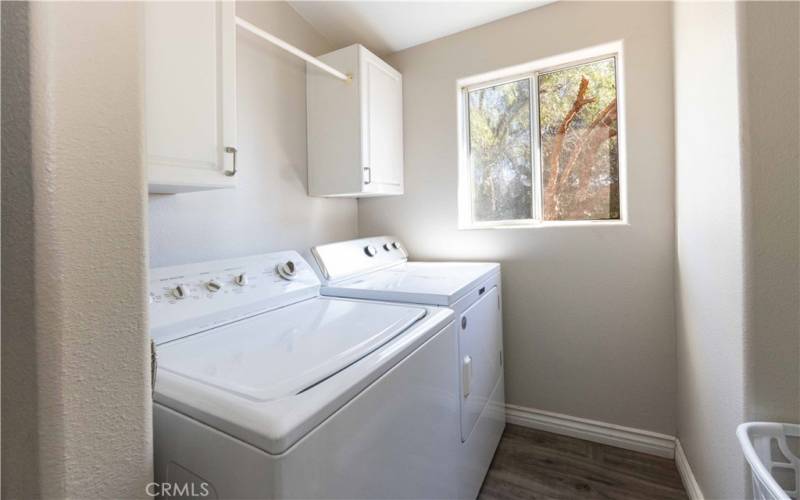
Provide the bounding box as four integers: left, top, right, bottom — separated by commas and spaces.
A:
459, 286, 503, 442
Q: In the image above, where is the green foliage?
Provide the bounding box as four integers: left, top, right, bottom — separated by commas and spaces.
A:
468, 79, 532, 222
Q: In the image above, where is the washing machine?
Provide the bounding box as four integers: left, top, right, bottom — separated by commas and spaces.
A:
150, 250, 461, 499
311, 237, 506, 499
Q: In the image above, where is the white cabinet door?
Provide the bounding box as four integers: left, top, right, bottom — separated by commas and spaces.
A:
307, 44, 403, 198
362, 53, 403, 194
146, 2, 236, 194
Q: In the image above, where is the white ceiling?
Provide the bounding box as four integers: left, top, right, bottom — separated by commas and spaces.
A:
288, 1, 555, 56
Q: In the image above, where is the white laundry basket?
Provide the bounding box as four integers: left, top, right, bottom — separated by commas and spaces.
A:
737, 422, 800, 500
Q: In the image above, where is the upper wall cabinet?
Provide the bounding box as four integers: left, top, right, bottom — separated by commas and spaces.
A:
307, 45, 404, 198
145, 2, 237, 194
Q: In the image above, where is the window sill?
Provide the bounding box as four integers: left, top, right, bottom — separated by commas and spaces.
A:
458, 220, 630, 230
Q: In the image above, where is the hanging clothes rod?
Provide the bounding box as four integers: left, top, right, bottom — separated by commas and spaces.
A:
235, 17, 351, 82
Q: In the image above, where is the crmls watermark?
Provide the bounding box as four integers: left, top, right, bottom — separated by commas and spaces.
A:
146, 482, 211, 498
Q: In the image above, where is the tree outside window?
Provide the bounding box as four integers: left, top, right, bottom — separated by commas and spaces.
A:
462, 53, 622, 227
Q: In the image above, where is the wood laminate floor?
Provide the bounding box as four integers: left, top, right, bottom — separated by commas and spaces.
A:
478, 424, 689, 500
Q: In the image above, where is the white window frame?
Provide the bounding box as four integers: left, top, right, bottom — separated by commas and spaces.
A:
457, 41, 628, 229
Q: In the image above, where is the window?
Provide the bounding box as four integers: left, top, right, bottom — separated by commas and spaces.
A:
459, 45, 625, 228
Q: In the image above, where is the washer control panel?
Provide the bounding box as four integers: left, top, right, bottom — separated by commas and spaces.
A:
150, 251, 319, 344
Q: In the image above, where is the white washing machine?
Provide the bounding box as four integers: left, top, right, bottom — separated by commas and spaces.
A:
311, 237, 506, 500
150, 250, 462, 499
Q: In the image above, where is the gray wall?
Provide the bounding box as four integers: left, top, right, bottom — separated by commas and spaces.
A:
359, 1, 677, 435
738, 0, 800, 425
2, 3, 39, 496
2, 2, 151, 497
148, 1, 358, 268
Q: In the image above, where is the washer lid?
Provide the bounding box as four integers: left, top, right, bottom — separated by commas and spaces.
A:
322, 262, 500, 306
157, 297, 426, 402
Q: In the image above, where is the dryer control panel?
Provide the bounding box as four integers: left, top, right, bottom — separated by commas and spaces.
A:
312, 236, 408, 283
149, 251, 319, 344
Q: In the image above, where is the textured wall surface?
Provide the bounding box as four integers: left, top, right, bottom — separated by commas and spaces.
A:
673, 3, 747, 499
2, 2, 151, 497
738, 0, 800, 425
674, 4, 800, 498
148, 1, 357, 268
358, 1, 677, 435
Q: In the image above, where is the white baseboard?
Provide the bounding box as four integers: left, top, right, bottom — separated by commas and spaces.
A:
505, 404, 676, 458
675, 440, 705, 500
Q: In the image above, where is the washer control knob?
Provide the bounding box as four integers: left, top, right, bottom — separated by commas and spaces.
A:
206, 280, 223, 293
234, 273, 248, 286
364, 245, 378, 257
391, 241, 401, 250
276, 260, 297, 280
172, 284, 189, 300
383, 243, 392, 251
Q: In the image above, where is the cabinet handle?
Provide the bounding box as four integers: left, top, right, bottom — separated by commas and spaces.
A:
225, 146, 238, 177
363, 167, 371, 185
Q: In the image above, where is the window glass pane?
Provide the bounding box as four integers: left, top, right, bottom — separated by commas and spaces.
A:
538, 57, 620, 221
468, 79, 532, 222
